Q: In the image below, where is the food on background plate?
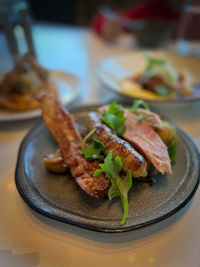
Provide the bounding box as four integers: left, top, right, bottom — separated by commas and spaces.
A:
39, 86, 178, 225
120, 52, 194, 100
0, 53, 56, 111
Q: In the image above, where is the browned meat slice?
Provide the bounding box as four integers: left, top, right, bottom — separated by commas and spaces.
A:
136, 108, 163, 129
123, 110, 172, 174
40, 91, 110, 198
87, 112, 148, 178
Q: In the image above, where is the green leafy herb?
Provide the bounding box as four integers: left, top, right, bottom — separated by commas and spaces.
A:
81, 128, 105, 160
101, 101, 126, 136
162, 120, 178, 162
154, 85, 171, 97
129, 99, 150, 114
94, 151, 132, 225
137, 113, 145, 123
145, 52, 166, 73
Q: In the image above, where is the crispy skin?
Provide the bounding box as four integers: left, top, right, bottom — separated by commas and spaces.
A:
124, 110, 172, 174
40, 92, 109, 198
87, 112, 148, 178
43, 120, 86, 172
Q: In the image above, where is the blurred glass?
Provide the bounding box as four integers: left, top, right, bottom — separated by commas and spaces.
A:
0, 0, 35, 62
175, 4, 200, 57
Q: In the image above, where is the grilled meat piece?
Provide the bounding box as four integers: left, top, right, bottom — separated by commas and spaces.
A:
40, 91, 110, 198
123, 110, 172, 174
43, 119, 86, 172
136, 108, 163, 129
87, 112, 148, 178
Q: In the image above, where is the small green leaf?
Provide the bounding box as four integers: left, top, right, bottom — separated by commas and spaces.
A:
168, 142, 178, 162
81, 128, 105, 160
154, 85, 171, 97
101, 102, 126, 136
114, 156, 123, 173
145, 52, 166, 72
162, 120, 178, 162
108, 170, 132, 225
129, 99, 150, 114
94, 150, 133, 225
93, 169, 104, 176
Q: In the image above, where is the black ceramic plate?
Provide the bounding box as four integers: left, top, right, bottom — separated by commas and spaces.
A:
15, 105, 200, 233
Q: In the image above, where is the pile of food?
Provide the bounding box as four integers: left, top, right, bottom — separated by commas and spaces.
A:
120, 52, 194, 100
0, 53, 54, 111
40, 88, 178, 225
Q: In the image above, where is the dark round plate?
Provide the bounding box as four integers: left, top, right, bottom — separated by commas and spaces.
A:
15, 105, 200, 233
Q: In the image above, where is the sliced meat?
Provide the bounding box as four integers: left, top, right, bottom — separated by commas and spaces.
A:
87, 112, 148, 178
123, 110, 172, 174
40, 91, 110, 198
99, 105, 162, 130
136, 108, 163, 129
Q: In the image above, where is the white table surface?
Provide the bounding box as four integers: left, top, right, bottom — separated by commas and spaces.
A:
0, 23, 200, 267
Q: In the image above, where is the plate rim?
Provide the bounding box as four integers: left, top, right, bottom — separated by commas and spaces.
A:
15, 104, 200, 233
96, 50, 200, 104
0, 69, 80, 122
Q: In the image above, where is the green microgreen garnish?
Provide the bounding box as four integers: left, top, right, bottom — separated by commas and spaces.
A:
154, 85, 171, 97
101, 101, 126, 136
93, 151, 132, 225
129, 99, 150, 114
102, 100, 154, 146
81, 128, 105, 160
162, 120, 178, 162
145, 52, 166, 73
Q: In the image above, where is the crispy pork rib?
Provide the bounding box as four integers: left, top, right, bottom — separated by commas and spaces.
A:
87, 112, 148, 178
40, 92, 109, 198
123, 110, 172, 174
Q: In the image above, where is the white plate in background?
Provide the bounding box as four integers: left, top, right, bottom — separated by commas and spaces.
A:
96, 50, 200, 104
0, 70, 80, 122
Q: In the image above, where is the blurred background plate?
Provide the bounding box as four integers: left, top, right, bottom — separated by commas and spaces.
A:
0, 70, 80, 122
96, 50, 200, 104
